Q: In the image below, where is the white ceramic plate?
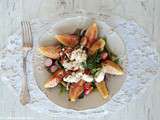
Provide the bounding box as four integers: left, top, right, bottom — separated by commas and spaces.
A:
34, 16, 127, 110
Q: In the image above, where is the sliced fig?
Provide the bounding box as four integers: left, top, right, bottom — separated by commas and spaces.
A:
96, 80, 109, 99
54, 34, 79, 47
102, 60, 124, 75
68, 80, 85, 102
89, 38, 105, 55
39, 46, 61, 59
44, 68, 65, 88
85, 23, 98, 48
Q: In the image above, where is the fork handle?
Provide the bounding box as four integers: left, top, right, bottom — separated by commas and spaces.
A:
20, 51, 30, 105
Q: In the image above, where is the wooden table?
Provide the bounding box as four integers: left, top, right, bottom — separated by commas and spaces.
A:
0, 0, 160, 120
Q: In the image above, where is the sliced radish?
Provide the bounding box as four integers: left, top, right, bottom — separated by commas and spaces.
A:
50, 65, 58, 73
84, 82, 93, 95
44, 58, 53, 67
100, 52, 108, 60
84, 87, 93, 95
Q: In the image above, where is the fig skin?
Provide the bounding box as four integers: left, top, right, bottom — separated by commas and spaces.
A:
68, 80, 85, 102
85, 23, 98, 48
44, 68, 65, 88
96, 80, 109, 99
39, 46, 61, 59
89, 38, 105, 55
55, 34, 79, 47
102, 60, 124, 75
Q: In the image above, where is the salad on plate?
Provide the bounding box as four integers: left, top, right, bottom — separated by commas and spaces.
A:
39, 22, 124, 102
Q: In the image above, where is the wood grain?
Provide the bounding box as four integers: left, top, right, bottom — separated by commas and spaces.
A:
0, 0, 160, 120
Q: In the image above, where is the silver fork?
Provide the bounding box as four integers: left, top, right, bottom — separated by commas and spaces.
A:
20, 21, 33, 105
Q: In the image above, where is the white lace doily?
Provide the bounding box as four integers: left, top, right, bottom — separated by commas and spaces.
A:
0, 15, 160, 120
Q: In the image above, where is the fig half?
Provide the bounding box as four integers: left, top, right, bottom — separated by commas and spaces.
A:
96, 80, 109, 99
89, 38, 105, 55
39, 46, 61, 59
55, 34, 79, 47
44, 68, 65, 88
85, 23, 98, 48
102, 60, 124, 75
68, 80, 85, 102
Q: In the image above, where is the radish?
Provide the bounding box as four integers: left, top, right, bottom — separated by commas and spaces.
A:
44, 58, 53, 67
100, 52, 108, 60
84, 82, 93, 95
50, 65, 58, 73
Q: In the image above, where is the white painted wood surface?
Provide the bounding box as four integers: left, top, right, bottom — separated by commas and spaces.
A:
0, 0, 160, 120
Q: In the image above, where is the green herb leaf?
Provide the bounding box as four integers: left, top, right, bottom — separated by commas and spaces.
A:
78, 91, 85, 99
113, 57, 120, 64
91, 81, 96, 89
84, 50, 101, 69
60, 44, 65, 48
46, 67, 52, 74
81, 62, 87, 68
59, 84, 67, 95
91, 68, 101, 76
82, 50, 101, 76
56, 60, 65, 69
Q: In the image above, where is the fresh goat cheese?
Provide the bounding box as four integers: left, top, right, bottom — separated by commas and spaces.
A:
62, 48, 87, 70
70, 48, 87, 62
63, 71, 93, 83
95, 70, 105, 82
62, 48, 94, 83
82, 74, 93, 82
63, 72, 82, 83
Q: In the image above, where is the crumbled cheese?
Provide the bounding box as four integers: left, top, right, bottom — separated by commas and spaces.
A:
70, 48, 87, 62
63, 71, 93, 83
63, 60, 78, 70
95, 70, 105, 82
62, 47, 94, 83
63, 71, 82, 83
82, 74, 93, 82
62, 48, 87, 70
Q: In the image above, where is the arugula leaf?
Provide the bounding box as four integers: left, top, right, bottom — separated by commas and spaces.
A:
46, 67, 52, 74
56, 60, 65, 69
60, 44, 65, 48
82, 51, 101, 76
85, 50, 101, 69
91, 51, 101, 65
91, 81, 96, 89
59, 84, 67, 95
78, 91, 85, 99
113, 57, 120, 64
91, 68, 101, 76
